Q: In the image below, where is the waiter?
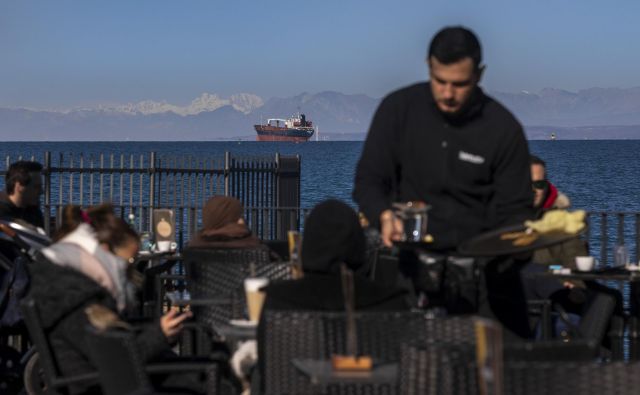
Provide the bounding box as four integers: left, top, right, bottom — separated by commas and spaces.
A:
353, 26, 534, 337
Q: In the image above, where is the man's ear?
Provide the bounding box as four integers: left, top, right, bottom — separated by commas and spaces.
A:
476, 64, 486, 83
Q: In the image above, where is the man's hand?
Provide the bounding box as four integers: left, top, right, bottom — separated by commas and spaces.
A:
160, 309, 192, 341
380, 209, 403, 247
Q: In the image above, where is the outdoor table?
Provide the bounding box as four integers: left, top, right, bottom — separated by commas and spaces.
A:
530, 267, 640, 360
135, 251, 182, 317
216, 323, 257, 343
292, 358, 398, 393
135, 250, 181, 271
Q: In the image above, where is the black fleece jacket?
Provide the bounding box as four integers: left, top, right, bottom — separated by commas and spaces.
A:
353, 82, 534, 251
0, 192, 44, 229
27, 257, 170, 394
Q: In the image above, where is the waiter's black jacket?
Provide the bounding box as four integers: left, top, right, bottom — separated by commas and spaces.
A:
353, 82, 533, 251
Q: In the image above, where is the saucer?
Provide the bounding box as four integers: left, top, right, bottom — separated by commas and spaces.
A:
229, 319, 258, 328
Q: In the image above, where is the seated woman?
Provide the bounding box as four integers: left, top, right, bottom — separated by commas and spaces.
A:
27, 204, 208, 395
261, 199, 410, 311
188, 196, 263, 249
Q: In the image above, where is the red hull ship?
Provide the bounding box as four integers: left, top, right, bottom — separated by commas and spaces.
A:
254, 113, 315, 142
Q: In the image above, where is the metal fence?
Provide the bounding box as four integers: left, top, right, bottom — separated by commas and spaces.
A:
2, 151, 640, 262
0, 151, 301, 245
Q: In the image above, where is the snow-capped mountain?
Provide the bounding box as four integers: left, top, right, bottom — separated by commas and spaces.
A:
93, 93, 264, 116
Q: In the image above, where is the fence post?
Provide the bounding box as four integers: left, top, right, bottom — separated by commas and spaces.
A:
601, 213, 608, 266
224, 151, 230, 196
43, 151, 51, 235
635, 213, 640, 264
149, 152, 156, 233
274, 153, 301, 240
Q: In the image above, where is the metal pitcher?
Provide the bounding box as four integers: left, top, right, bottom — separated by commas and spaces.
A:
392, 201, 431, 242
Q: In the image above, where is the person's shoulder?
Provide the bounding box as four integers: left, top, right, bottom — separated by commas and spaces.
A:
481, 91, 522, 130
382, 82, 429, 104
554, 192, 571, 209
0, 193, 13, 214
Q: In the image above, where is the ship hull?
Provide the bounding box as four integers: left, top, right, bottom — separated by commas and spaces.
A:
254, 125, 314, 142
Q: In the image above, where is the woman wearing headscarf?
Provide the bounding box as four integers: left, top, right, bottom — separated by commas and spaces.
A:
188, 196, 262, 249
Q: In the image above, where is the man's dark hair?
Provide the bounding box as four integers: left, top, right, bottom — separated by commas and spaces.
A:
428, 26, 482, 70
5, 161, 43, 194
530, 155, 546, 168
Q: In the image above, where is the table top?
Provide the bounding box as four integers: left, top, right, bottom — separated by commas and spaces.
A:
135, 251, 181, 272
458, 224, 585, 257
530, 267, 640, 282
292, 359, 398, 385
216, 322, 257, 341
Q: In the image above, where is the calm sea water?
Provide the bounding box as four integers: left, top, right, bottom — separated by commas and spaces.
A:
1, 140, 638, 212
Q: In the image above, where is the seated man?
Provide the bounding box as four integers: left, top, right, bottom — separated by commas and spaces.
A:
0, 160, 44, 229
524, 156, 621, 339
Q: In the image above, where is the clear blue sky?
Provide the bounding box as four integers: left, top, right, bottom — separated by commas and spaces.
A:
2, 0, 640, 109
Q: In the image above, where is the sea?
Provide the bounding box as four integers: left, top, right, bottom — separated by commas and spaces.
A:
0, 140, 638, 213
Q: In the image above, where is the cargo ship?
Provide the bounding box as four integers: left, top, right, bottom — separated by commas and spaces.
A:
254, 113, 315, 142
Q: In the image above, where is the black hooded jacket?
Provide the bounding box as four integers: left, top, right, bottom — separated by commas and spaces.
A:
27, 257, 170, 394
0, 192, 44, 229
257, 200, 410, 390
353, 82, 534, 251
261, 199, 409, 312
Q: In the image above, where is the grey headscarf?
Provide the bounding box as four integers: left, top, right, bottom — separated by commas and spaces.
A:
41, 223, 133, 311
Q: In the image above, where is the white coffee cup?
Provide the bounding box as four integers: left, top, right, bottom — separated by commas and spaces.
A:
156, 240, 172, 252
244, 278, 269, 323
575, 256, 595, 272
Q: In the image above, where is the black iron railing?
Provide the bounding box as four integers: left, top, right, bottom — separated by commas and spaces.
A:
0, 151, 301, 245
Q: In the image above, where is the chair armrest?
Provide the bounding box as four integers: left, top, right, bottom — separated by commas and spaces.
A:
171, 298, 233, 307
145, 359, 219, 374
52, 371, 99, 387
505, 340, 599, 361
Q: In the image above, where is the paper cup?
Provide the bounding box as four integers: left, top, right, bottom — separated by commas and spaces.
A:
575, 256, 595, 272
244, 278, 269, 323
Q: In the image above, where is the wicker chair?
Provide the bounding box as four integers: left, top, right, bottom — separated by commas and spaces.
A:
260, 311, 424, 395
21, 297, 99, 394
86, 327, 220, 395
183, 248, 291, 332
505, 291, 616, 361
399, 343, 478, 395
504, 360, 640, 395
260, 311, 478, 395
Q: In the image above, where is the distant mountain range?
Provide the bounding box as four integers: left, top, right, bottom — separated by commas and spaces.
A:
3, 86, 640, 140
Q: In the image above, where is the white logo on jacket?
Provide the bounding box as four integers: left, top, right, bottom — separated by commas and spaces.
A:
458, 151, 485, 165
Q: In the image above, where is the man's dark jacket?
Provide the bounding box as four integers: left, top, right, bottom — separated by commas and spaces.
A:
27, 258, 170, 394
0, 192, 44, 229
353, 82, 534, 250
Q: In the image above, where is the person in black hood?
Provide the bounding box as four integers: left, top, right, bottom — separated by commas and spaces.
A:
353, 26, 534, 338
254, 200, 409, 390
260, 199, 409, 311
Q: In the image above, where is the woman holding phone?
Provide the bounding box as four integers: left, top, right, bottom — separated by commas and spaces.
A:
27, 204, 199, 394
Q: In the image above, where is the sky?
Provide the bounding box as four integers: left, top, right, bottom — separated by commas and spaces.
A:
2, 0, 640, 109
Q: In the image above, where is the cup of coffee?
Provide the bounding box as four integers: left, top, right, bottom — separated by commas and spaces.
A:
244, 278, 269, 323
575, 256, 595, 272
156, 240, 172, 252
